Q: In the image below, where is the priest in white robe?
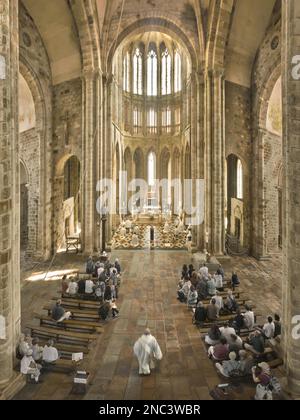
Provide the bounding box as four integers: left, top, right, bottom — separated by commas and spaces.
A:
133, 329, 163, 375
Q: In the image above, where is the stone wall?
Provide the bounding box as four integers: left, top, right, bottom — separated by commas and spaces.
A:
19, 3, 53, 259
225, 81, 252, 249
251, 18, 282, 258
19, 128, 40, 255
52, 78, 82, 250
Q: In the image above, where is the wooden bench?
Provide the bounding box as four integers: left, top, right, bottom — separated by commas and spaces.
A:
42, 359, 78, 374
50, 297, 101, 311
195, 313, 262, 331
43, 305, 101, 321
35, 315, 103, 334
28, 326, 96, 346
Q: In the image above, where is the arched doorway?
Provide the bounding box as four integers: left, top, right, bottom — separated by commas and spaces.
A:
62, 155, 81, 247
226, 154, 244, 245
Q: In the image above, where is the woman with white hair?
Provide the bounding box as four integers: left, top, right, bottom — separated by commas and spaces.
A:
133, 329, 163, 375
20, 350, 41, 383
215, 352, 240, 378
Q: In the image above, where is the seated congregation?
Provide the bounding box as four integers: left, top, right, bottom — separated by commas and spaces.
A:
177, 262, 282, 400
18, 254, 123, 384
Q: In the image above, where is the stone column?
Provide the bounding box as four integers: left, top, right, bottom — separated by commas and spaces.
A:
205, 69, 226, 255
0, 0, 20, 388
251, 127, 269, 259
82, 70, 95, 254
94, 70, 103, 252
282, 0, 300, 396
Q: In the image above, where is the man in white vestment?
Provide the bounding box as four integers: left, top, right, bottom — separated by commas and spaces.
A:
134, 329, 163, 375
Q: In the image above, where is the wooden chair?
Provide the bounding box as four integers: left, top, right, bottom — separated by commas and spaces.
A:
65, 232, 81, 254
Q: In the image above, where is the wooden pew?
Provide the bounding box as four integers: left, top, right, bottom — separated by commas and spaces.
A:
38, 340, 89, 358
28, 326, 96, 346
42, 359, 78, 374
50, 297, 101, 311
35, 314, 103, 334
43, 305, 101, 322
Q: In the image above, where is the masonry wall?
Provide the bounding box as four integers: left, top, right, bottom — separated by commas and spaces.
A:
251, 18, 282, 257
225, 81, 252, 250
52, 78, 82, 250
19, 3, 53, 259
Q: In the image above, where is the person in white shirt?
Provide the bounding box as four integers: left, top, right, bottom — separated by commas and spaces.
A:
18, 333, 31, 358
67, 278, 78, 295
199, 264, 209, 278
42, 340, 59, 364
243, 305, 255, 329
32, 338, 43, 362
85, 279, 95, 294
262, 316, 275, 339
219, 323, 236, 343
21, 350, 41, 383
211, 291, 224, 311
214, 273, 223, 290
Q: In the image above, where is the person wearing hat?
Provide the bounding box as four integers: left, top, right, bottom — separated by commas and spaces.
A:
252, 362, 272, 400
20, 350, 42, 383
133, 329, 163, 375
215, 352, 240, 378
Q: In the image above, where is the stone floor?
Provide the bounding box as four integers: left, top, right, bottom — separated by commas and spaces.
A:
14, 250, 284, 400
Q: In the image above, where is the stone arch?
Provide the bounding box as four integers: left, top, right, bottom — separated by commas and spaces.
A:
107, 18, 198, 74
19, 58, 52, 259
133, 147, 144, 180
69, 0, 102, 72
53, 153, 82, 251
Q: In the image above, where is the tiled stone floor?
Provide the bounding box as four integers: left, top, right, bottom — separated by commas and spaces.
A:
14, 251, 284, 400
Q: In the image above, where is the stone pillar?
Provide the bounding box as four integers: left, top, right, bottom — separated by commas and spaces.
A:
205, 70, 226, 255
94, 70, 103, 252
0, 0, 20, 387
82, 70, 95, 254
282, 0, 300, 396
252, 127, 269, 259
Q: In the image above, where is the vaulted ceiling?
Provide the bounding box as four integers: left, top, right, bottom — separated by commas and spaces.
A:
21, 0, 279, 88
225, 0, 277, 87
22, 0, 82, 85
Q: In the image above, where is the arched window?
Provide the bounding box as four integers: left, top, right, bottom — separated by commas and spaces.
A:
237, 159, 243, 200
162, 49, 172, 95
162, 107, 171, 133
123, 52, 130, 92
133, 106, 142, 134
147, 49, 158, 96
133, 48, 143, 95
148, 152, 156, 187
174, 50, 182, 93
147, 108, 157, 134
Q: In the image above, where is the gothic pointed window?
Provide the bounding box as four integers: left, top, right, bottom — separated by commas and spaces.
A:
237, 159, 243, 200
133, 48, 143, 95
162, 107, 171, 133
148, 152, 156, 187
123, 51, 130, 92
174, 50, 182, 93
147, 49, 158, 96
162, 49, 172, 95
147, 108, 157, 134
133, 106, 141, 134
